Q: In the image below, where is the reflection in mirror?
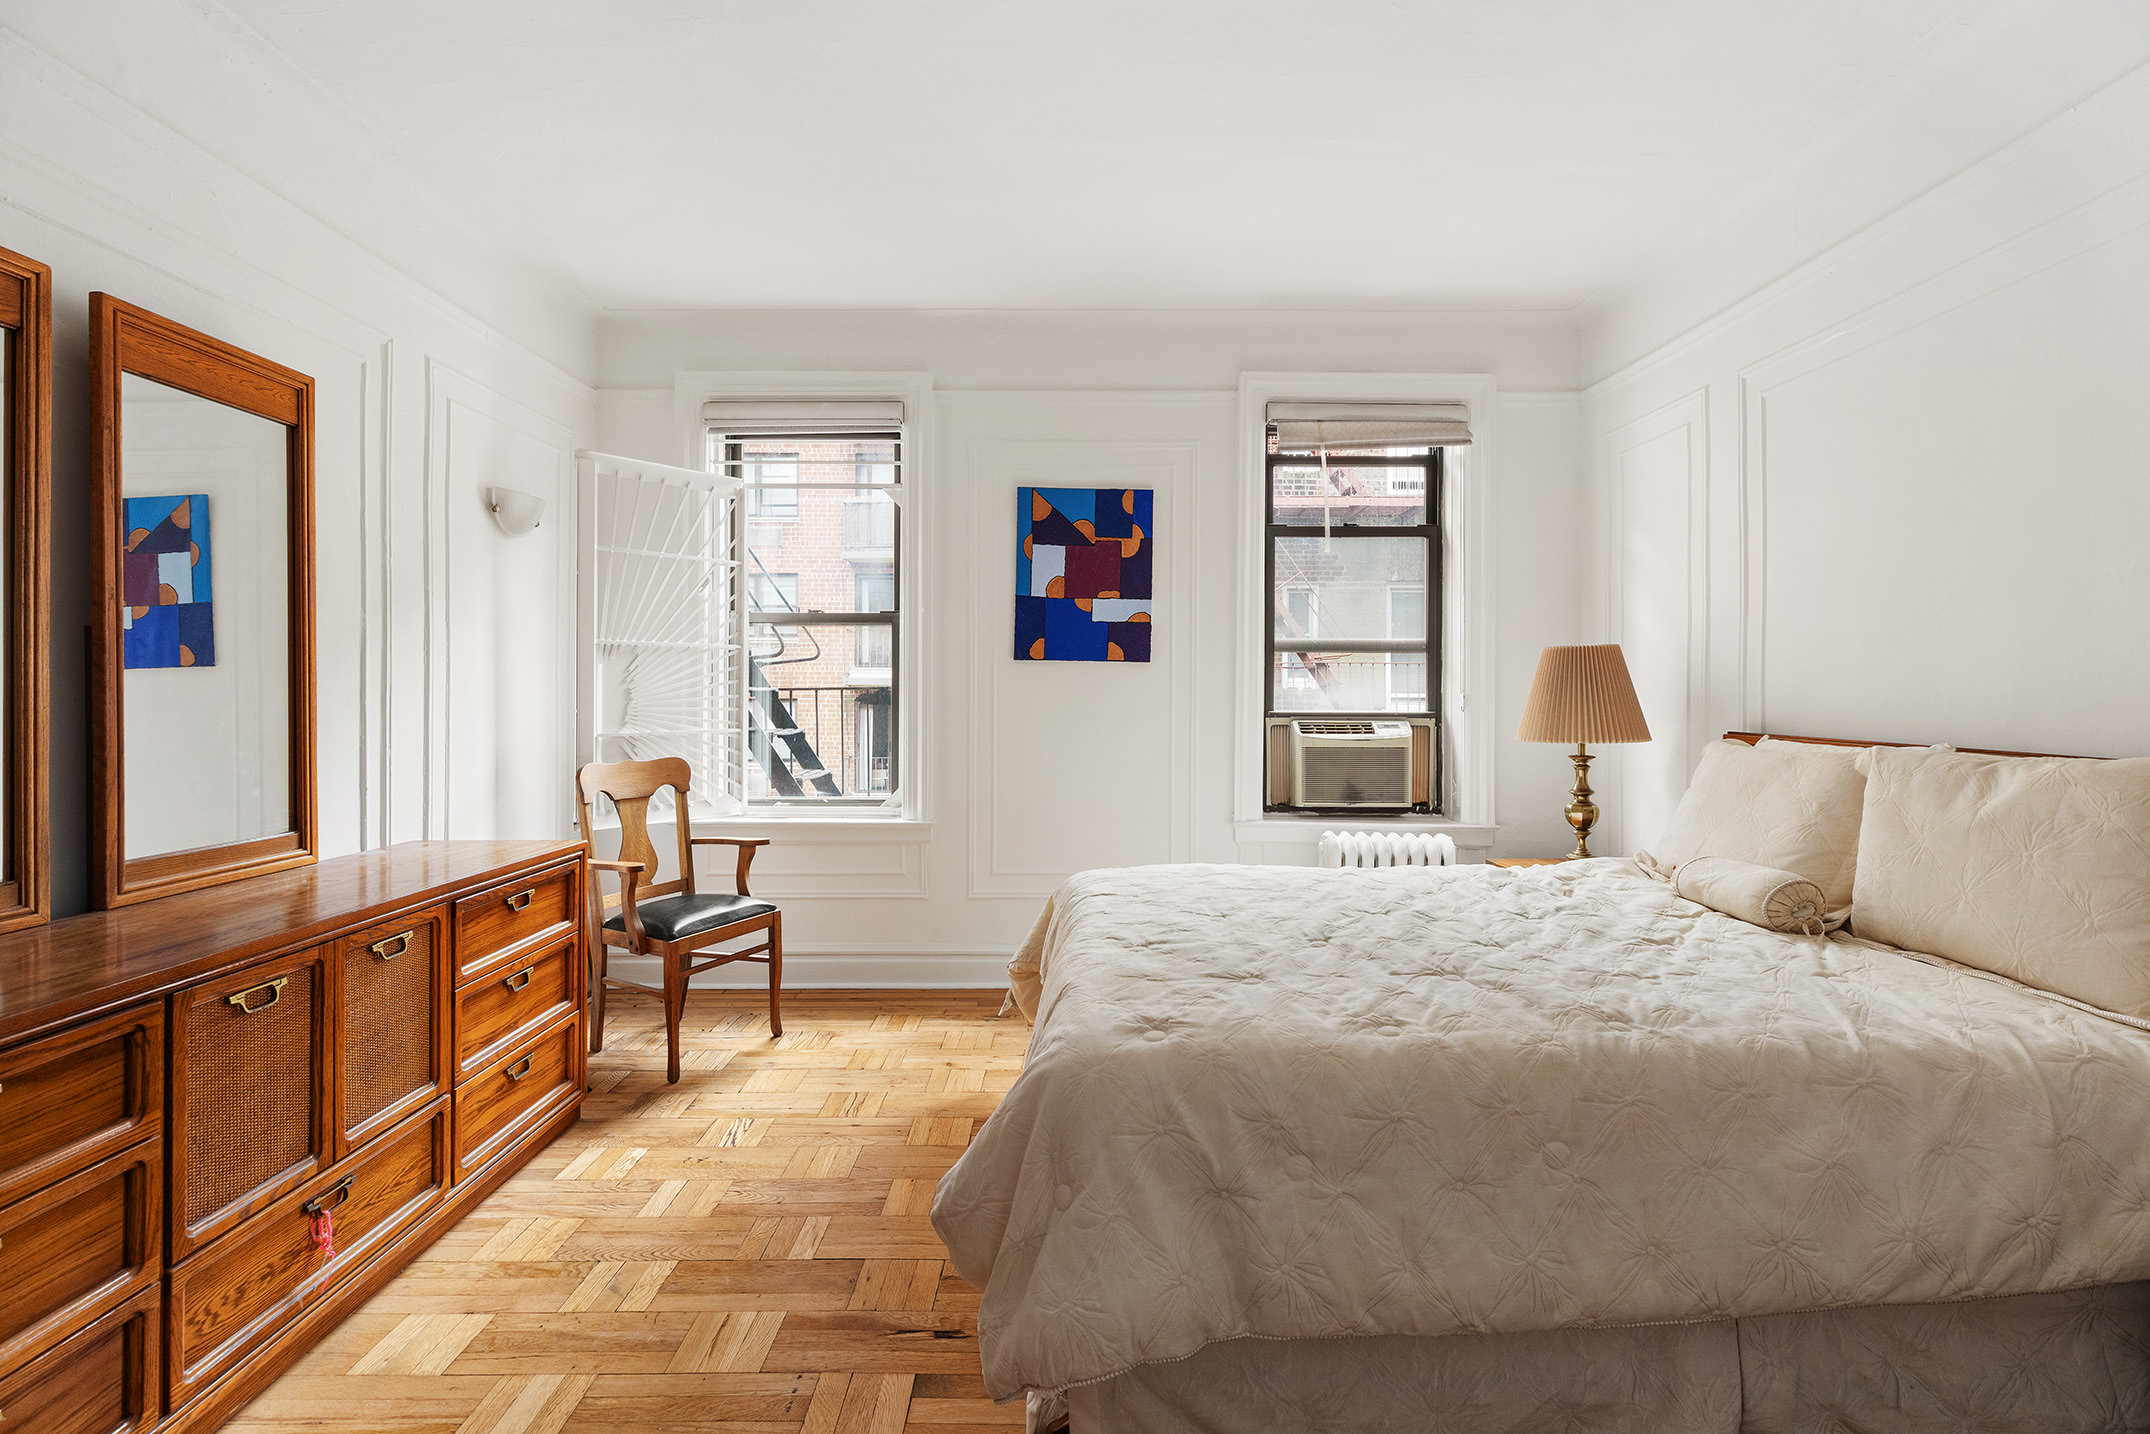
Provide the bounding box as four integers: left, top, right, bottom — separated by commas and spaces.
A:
118, 374, 292, 861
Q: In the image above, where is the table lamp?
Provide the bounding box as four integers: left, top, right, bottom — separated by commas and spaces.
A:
1518, 644, 1651, 859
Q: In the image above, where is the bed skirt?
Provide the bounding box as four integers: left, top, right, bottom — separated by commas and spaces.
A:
1058, 1282, 2150, 1433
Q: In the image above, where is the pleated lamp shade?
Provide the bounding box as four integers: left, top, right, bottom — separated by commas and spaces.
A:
1518, 644, 1652, 744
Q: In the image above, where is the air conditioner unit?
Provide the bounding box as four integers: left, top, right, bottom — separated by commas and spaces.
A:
1288, 720, 1416, 809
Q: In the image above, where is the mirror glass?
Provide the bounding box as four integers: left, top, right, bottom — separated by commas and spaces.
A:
118, 372, 291, 861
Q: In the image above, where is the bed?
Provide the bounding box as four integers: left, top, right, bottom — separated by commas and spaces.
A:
932, 734, 2150, 1432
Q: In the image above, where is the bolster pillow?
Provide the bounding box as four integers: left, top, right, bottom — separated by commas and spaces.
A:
1670, 856, 1840, 935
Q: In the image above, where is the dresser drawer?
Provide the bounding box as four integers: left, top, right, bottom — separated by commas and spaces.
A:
167, 1100, 447, 1402
455, 1014, 578, 1180
0, 1005, 161, 1205
171, 950, 328, 1260
453, 865, 575, 982
337, 906, 448, 1155
0, 1286, 159, 1434
456, 933, 576, 1079
0, 1141, 160, 1379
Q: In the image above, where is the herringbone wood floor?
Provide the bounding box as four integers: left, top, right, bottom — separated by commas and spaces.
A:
230, 989, 1027, 1434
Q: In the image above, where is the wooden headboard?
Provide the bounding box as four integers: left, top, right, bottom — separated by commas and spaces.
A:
1723, 732, 2106, 761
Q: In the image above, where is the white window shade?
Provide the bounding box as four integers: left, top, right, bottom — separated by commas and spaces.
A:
703, 399, 905, 431
1268, 401, 1472, 451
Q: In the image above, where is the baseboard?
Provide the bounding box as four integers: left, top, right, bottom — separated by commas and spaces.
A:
602, 947, 1010, 991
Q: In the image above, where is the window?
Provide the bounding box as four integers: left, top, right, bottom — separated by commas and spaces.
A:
749, 571, 798, 613
1239, 382, 1488, 831
714, 431, 903, 806
744, 454, 800, 518
1264, 438, 1441, 802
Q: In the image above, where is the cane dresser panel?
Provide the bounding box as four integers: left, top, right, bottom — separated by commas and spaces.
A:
336, 907, 446, 1153
0, 1141, 159, 1379
174, 952, 325, 1254
166, 1099, 447, 1402
0, 841, 584, 1432
453, 865, 575, 982
456, 931, 576, 1078
0, 1005, 161, 1204
0, 1286, 160, 1434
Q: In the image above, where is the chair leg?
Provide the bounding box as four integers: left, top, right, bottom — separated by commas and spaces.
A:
767, 915, 783, 1039
590, 943, 608, 1054
663, 949, 687, 1085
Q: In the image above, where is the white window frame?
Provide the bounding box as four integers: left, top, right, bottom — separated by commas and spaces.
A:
673, 371, 933, 828
1234, 372, 1497, 845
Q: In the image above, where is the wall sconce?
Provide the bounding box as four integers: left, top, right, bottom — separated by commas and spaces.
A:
488, 486, 545, 537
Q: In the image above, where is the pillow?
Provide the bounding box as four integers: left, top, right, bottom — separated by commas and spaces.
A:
1852, 746, 2150, 1018
1670, 856, 1839, 935
1652, 738, 1866, 908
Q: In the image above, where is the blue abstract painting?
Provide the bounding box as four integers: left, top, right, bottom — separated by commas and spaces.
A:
1014, 487, 1153, 662
121, 494, 215, 669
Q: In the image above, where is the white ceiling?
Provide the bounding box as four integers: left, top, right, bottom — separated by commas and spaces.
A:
210, 0, 1985, 313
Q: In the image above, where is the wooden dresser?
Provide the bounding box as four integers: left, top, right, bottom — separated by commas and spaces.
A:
0, 840, 586, 1434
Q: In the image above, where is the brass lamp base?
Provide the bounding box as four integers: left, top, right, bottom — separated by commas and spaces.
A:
1563, 743, 1598, 859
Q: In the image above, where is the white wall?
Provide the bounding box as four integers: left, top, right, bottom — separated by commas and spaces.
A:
0, 21, 595, 912
598, 310, 1588, 984
1585, 27, 2150, 857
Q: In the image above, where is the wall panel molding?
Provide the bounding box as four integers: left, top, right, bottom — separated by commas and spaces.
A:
0, 32, 592, 399
1588, 51, 2150, 397
424, 359, 577, 840
966, 437, 1199, 899
1600, 387, 1708, 855
1734, 177, 2150, 735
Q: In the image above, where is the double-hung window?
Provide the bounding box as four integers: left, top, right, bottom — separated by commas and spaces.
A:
582, 396, 912, 822
706, 417, 902, 807
1265, 441, 1441, 718
1260, 401, 1470, 812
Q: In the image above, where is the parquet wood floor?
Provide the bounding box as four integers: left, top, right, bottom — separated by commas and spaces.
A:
230, 989, 1027, 1434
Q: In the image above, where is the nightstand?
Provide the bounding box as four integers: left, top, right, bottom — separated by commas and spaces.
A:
1487, 857, 1569, 869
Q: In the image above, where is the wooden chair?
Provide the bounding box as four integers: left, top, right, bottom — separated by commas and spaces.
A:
575, 758, 783, 1083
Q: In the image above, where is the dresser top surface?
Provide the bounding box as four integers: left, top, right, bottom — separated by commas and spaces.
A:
0, 840, 583, 1043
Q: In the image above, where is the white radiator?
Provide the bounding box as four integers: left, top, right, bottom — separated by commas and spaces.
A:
1317, 830, 1456, 868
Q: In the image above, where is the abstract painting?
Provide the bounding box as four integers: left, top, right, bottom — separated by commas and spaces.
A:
1014, 486, 1153, 662
122, 494, 216, 669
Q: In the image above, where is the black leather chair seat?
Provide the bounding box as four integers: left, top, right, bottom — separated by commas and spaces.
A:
605, 893, 777, 944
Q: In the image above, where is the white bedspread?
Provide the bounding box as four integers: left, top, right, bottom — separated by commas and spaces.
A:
931, 860, 2150, 1399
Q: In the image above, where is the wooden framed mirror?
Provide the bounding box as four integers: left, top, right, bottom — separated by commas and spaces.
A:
0, 249, 50, 931
90, 295, 316, 908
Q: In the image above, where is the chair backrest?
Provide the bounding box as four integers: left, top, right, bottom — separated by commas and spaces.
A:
574, 759, 699, 915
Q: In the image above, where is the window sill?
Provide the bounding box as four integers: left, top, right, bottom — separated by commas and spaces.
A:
585, 813, 933, 843
692, 816, 935, 845
1232, 816, 1497, 849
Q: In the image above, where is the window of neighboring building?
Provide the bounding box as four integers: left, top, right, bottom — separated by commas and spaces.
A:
746, 462, 799, 519
749, 571, 798, 613
713, 431, 902, 805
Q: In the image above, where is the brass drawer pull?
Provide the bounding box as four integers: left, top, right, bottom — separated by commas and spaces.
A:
227, 977, 288, 1015
503, 967, 535, 993
506, 1055, 534, 1082
505, 888, 536, 913
370, 931, 413, 960
303, 1176, 354, 1217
